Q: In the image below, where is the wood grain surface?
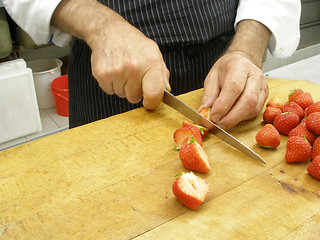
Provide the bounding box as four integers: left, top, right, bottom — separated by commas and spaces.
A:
0, 78, 319, 239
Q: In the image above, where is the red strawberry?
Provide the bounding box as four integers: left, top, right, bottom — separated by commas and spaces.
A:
288, 88, 303, 102
179, 137, 211, 173
288, 121, 317, 146
172, 172, 210, 210
263, 107, 282, 124
306, 112, 320, 135
255, 124, 281, 149
281, 101, 304, 121
293, 92, 314, 109
173, 127, 202, 150
273, 112, 300, 136
311, 137, 320, 162
198, 107, 211, 121
182, 122, 209, 138
305, 101, 320, 117
266, 97, 283, 109
285, 136, 312, 163
307, 156, 320, 180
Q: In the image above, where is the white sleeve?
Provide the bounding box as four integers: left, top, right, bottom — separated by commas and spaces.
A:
2, 0, 72, 47
235, 0, 301, 58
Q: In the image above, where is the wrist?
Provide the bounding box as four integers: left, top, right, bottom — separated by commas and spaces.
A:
226, 20, 271, 68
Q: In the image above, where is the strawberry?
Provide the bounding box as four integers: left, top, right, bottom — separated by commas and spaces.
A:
307, 156, 320, 180
305, 101, 320, 117
306, 112, 320, 135
179, 137, 211, 173
273, 112, 300, 136
311, 137, 320, 161
293, 92, 314, 109
288, 88, 304, 102
172, 172, 210, 210
281, 101, 304, 121
173, 127, 202, 150
285, 136, 312, 163
288, 120, 317, 146
198, 107, 211, 121
255, 124, 281, 149
182, 122, 209, 138
263, 107, 282, 124
266, 97, 283, 109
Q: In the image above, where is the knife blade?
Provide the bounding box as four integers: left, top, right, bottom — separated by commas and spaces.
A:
162, 89, 266, 164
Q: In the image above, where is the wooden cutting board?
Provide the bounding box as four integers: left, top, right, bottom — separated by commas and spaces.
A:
0, 78, 319, 239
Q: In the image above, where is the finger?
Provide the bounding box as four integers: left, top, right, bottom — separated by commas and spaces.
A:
124, 59, 143, 103
217, 74, 266, 129
209, 69, 247, 123
142, 65, 167, 110
245, 81, 269, 120
199, 69, 220, 111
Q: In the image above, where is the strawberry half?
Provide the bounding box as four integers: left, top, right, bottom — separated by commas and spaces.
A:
173, 127, 202, 150
307, 155, 320, 180
172, 172, 210, 210
179, 137, 211, 173
182, 122, 209, 138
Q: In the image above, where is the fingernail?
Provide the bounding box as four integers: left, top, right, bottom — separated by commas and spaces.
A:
211, 114, 221, 123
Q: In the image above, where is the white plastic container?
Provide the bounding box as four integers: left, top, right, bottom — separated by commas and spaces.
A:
0, 59, 42, 144
27, 58, 62, 109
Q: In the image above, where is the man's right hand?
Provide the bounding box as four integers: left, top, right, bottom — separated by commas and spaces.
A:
52, 0, 170, 110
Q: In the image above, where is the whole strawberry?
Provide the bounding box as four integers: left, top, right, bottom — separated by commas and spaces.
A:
293, 92, 314, 109
305, 101, 320, 117
256, 124, 281, 149
311, 137, 320, 162
288, 120, 317, 146
288, 88, 303, 102
307, 156, 320, 180
179, 137, 211, 173
172, 172, 210, 209
266, 97, 283, 109
273, 112, 300, 136
306, 112, 320, 135
281, 101, 304, 121
285, 136, 312, 163
263, 107, 282, 124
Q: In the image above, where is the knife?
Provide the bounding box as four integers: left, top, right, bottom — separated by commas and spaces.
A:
162, 89, 266, 164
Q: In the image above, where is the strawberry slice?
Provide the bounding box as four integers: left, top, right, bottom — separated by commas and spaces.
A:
182, 122, 209, 137
172, 172, 210, 210
179, 137, 211, 173
173, 127, 202, 150
198, 107, 211, 120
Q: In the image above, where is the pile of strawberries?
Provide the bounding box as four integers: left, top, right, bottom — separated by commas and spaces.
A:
256, 88, 320, 180
171, 107, 212, 210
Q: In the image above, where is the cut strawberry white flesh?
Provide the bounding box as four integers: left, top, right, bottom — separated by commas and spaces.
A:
172, 172, 210, 210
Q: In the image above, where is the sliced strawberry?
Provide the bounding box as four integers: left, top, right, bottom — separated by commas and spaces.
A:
307, 156, 320, 180
182, 122, 209, 137
179, 137, 211, 173
173, 127, 202, 150
172, 172, 210, 210
198, 107, 211, 120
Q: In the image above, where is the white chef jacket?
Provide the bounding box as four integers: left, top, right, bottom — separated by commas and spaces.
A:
3, 0, 301, 58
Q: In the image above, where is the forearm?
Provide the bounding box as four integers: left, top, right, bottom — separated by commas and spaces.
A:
51, 0, 125, 47
226, 20, 271, 68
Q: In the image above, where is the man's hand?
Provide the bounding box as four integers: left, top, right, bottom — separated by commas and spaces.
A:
199, 20, 271, 130
51, 0, 170, 110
